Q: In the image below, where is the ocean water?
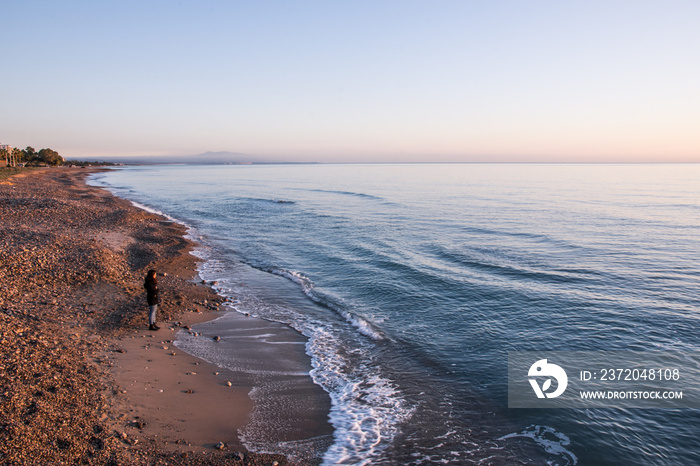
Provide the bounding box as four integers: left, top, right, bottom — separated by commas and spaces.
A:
92, 163, 700, 465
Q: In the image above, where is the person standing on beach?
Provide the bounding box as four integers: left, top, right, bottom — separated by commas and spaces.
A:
144, 269, 160, 331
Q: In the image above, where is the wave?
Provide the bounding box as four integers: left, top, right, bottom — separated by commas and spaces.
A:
126, 200, 186, 224
307, 328, 414, 465
426, 243, 599, 285
260, 266, 387, 342
500, 425, 578, 465
191, 256, 413, 465
245, 197, 296, 205
308, 188, 384, 201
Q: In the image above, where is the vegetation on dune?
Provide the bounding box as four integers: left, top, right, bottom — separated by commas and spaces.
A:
1, 146, 117, 174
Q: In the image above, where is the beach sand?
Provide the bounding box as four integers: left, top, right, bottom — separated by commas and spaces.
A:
0, 168, 331, 465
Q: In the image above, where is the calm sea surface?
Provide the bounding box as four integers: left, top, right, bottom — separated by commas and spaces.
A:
92, 163, 700, 465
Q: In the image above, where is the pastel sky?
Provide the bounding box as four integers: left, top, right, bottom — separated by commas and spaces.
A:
2, 1, 699, 162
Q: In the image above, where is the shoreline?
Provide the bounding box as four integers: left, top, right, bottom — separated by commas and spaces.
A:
0, 168, 330, 465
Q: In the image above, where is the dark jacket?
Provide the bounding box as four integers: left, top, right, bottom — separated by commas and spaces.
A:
144, 278, 160, 306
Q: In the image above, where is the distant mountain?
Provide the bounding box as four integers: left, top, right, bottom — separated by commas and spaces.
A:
185, 151, 266, 164
89, 151, 313, 165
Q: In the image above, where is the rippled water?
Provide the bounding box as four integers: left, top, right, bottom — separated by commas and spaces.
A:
93, 163, 700, 465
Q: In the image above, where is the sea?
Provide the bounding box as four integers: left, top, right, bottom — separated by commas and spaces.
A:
90, 163, 700, 465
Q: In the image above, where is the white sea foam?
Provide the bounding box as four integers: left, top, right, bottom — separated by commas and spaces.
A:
306, 328, 415, 466
193, 259, 415, 465
128, 200, 184, 224
499, 425, 578, 465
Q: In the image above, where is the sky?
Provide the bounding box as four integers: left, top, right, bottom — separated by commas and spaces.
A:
2, 0, 699, 163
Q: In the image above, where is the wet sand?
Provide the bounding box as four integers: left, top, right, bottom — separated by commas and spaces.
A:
0, 168, 331, 465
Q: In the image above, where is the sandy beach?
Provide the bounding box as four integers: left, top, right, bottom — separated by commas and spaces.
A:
0, 168, 331, 465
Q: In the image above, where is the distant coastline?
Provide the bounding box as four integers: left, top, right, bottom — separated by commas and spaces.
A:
79, 153, 698, 166
91, 150, 319, 166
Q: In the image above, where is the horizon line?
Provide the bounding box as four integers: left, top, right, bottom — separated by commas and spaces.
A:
91, 160, 700, 166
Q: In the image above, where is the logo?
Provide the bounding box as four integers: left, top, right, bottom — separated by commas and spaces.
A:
528, 359, 568, 398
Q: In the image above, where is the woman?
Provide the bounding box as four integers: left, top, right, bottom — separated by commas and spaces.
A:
144, 269, 160, 331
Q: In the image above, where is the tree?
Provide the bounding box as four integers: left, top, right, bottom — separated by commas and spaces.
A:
11, 148, 22, 167
0, 146, 64, 167
37, 148, 63, 166
22, 146, 36, 163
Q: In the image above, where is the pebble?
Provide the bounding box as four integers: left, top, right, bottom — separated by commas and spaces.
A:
131, 420, 147, 430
